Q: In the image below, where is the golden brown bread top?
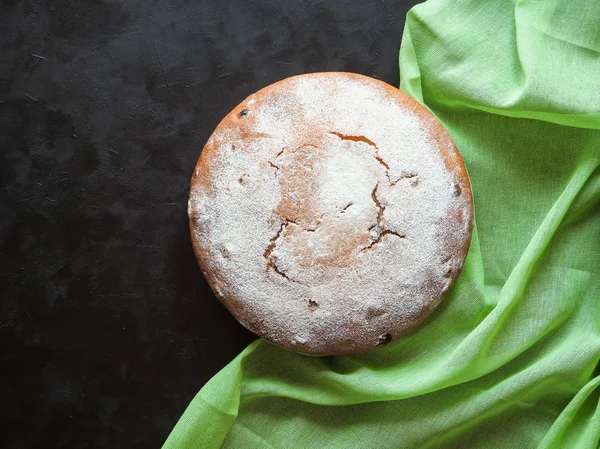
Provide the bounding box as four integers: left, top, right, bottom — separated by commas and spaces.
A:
189, 72, 473, 355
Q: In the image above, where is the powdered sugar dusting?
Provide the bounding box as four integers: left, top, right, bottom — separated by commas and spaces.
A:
189, 73, 472, 354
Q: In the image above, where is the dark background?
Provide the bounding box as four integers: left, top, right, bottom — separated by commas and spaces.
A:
0, 0, 415, 447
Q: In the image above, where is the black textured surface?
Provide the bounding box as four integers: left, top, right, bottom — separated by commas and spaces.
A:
0, 1, 415, 447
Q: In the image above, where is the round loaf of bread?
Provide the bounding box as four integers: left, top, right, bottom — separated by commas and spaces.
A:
188, 72, 473, 355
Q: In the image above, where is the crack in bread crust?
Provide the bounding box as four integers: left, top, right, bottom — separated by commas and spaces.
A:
329, 131, 418, 187
360, 183, 405, 253
263, 219, 304, 283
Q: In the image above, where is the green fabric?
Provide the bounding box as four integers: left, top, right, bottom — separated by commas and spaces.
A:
164, 0, 600, 447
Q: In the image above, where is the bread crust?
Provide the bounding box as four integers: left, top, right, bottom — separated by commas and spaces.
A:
189, 72, 473, 355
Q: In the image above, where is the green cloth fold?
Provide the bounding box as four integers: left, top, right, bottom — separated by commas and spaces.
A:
164, 0, 600, 447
